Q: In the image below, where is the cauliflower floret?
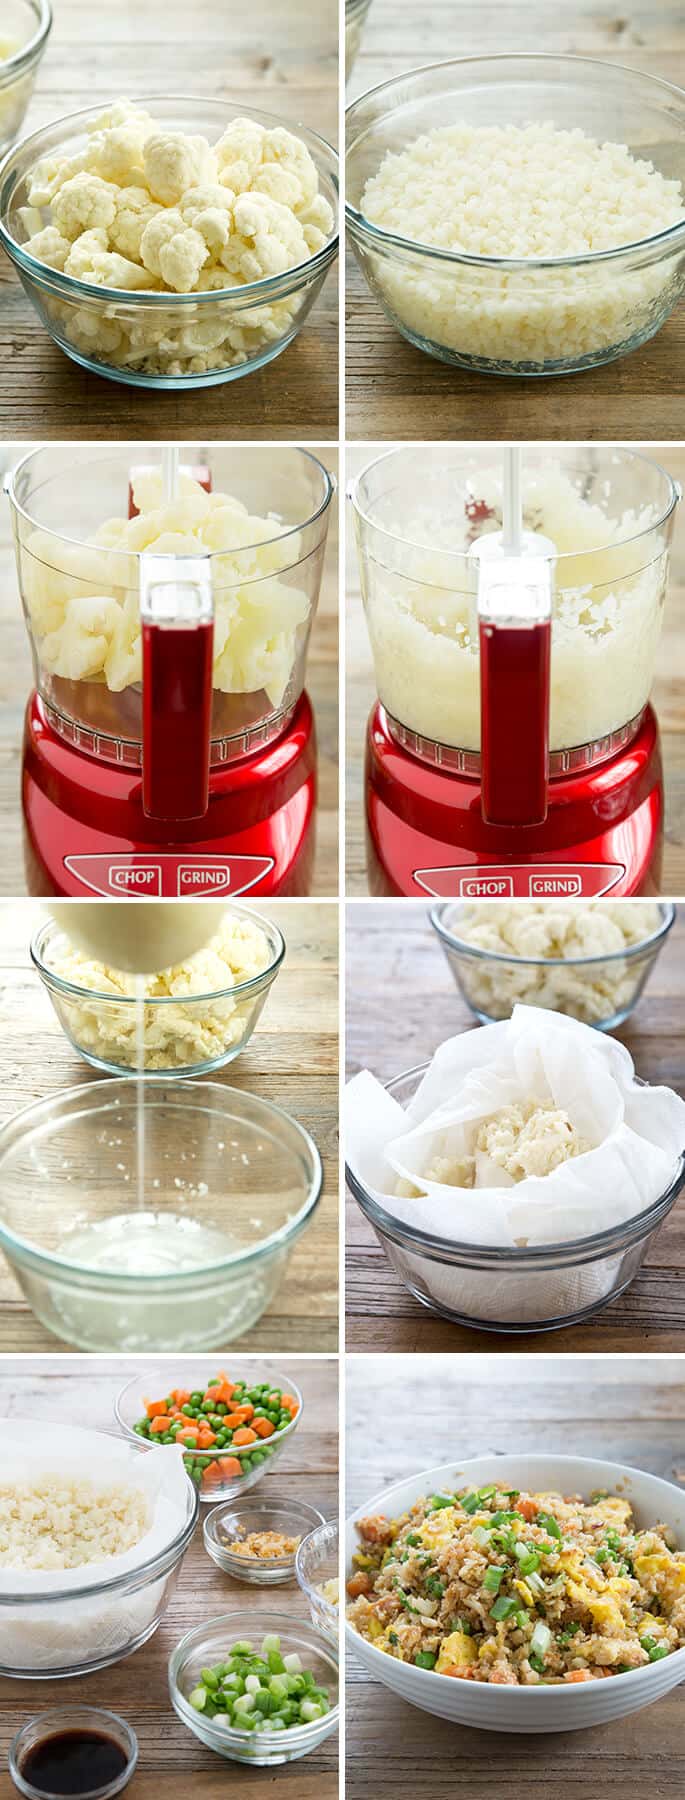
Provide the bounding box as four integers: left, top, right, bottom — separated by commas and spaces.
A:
41, 593, 122, 681
259, 125, 320, 212
299, 192, 335, 253
51, 172, 118, 240
139, 208, 208, 291
64, 229, 153, 290
85, 100, 156, 185
179, 184, 234, 255
143, 132, 217, 205
221, 192, 308, 282
109, 185, 163, 260
24, 225, 71, 271
27, 147, 92, 207
214, 117, 266, 192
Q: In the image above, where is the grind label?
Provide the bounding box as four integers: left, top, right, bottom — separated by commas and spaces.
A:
63, 853, 275, 898
413, 862, 626, 900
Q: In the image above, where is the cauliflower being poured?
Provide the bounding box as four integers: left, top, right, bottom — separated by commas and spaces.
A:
18, 466, 311, 707
426, 1100, 588, 1189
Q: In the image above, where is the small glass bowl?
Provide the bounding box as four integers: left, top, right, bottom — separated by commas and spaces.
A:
430, 901, 676, 1030
168, 1610, 339, 1765
31, 906, 285, 1078
0, 0, 52, 160
296, 1520, 339, 1642
346, 0, 372, 80
9, 1707, 138, 1799
0, 1081, 322, 1352
0, 95, 339, 390
346, 1064, 685, 1334
204, 1492, 325, 1583
115, 1365, 304, 1503
346, 56, 685, 375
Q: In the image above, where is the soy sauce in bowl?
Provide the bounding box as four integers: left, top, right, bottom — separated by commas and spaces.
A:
10, 1708, 138, 1800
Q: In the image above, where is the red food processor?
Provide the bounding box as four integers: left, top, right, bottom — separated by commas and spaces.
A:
7, 444, 334, 897
349, 444, 680, 898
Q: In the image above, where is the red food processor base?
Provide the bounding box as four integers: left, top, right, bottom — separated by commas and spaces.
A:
22, 692, 317, 898
365, 702, 663, 899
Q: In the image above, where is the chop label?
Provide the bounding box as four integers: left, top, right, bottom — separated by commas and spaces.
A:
64, 853, 275, 898
413, 862, 626, 899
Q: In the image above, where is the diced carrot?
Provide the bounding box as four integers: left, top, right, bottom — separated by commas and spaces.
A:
516, 1498, 539, 1523
281, 1394, 297, 1409
171, 1389, 191, 1408
223, 1413, 246, 1429
197, 1430, 217, 1449
234, 1404, 254, 1422
204, 1382, 234, 1405
177, 1428, 199, 1445
565, 1671, 595, 1683
233, 1427, 257, 1446
218, 1457, 243, 1477
150, 1416, 170, 1436
145, 1399, 168, 1419
253, 1418, 275, 1439
346, 1572, 371, 1598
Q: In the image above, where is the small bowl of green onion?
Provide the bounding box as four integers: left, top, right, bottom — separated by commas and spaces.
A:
168, 1616, 339, 1765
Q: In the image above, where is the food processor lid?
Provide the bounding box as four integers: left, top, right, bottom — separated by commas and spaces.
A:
139, 551, 214, 824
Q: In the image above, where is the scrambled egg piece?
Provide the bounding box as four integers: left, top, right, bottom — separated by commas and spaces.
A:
436, 1630, 476, 1673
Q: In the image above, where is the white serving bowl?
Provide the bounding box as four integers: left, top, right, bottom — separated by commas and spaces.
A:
346, 1453, 685, 1733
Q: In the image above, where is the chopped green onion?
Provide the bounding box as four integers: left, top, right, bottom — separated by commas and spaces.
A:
425, 1576, 444, 1598
430, 1494, 456, 1512
530, 1621, 552, 1660
537, 1515, 562, 1541
477, 1485, 497, 1500
460, 1492, 481, 1515
406, 1533, 421, 1547
528, 1651, 545, 1675
515, 1545, 541, 1575
490, 1595, 520, 1621
483, 1566, 506, 1594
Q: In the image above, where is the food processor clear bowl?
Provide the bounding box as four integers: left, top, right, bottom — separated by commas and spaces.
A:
7, 442, 334, 760
31, 906, 285, 1077
345, 1066, 685, 1334
349, 444, 679, 756
0, 0, 51, 159
430, 902, 676, 1030
345, 0, 372, 80
0, 96, 339, 389
0, 1080, 323, 1351
115, 1363, 304, 1503
346, 55, 685, 375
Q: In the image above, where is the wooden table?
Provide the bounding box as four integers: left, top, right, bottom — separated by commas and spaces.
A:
346, 1, 685, 441
345, 444, 685, 896
0, 1356, 338, 1800
0, 444, 338, 897
0, 0, 339, 440
0, 898, 339, 1352
345, 900, 685, 1351
346, 1355, 685, 1800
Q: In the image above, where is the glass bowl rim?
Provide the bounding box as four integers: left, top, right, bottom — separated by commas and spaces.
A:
0, 1077, 323, 1284
6, 441, 335, 569
0, 94, 339, 302
345, 52, 685, 270
0, 1442, 199, 1607
30, 902, 286, 1007
168, 1607, 340, 1749
295, 1518, 339, 1604
0, 0, 52, 87
429, 899, 676, 970
114, 1365, 304, 1469
9, 1704, 138, 1800
346, 1059, 685, 1264
204, 1491, 326, 1570
347, 444, 681, 568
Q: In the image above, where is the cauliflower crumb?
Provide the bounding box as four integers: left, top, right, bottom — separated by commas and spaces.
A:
425, 1101, 587, 1188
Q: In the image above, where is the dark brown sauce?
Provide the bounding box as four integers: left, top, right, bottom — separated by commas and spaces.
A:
20, 1729, 128, 1796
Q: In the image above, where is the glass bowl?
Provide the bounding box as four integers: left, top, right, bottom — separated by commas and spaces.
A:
9, 1707, 138, 1798
0, 96, 339, 390
346, 1065, 685, 1333
204, 1492, 325, 1582
168, 1610, 339, 1765
346, 55, 685, 375
0, 1453, 198, 1679
31, 906, 285, 1078
296, 1520, 339, 1642
115, 1364, 304, 1502
346, 0, 372, 80
0, 0, 51, 160
0, 1080, 322, 1351
430, 902, 676, 1029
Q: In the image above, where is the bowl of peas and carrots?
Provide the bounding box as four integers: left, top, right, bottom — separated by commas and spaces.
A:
114, 1365, 303, 1502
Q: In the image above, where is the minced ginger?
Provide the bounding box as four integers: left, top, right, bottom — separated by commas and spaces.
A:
425, 1100, 587, 1188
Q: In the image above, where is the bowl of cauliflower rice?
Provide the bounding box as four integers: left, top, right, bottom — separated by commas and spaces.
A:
0, 96, 338, 387
430, 902, 675, 1030
346, 1454, 685, 1731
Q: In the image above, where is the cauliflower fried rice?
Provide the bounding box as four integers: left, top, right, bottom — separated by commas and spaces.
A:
347, 1485, 685, 1684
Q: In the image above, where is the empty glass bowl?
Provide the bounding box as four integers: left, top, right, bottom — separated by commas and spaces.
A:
115, 1365, 304, 1502
0, 96, 339, 389
346, 1065, 685, 1333
430, 902, 676, 1029
296, 1520, 339, 1642
169, 1611, 339, 1764
346, 0, 372, 79
31, 908, 285, 1077
204, 1492, 325, 1583
346, 56, 685, 375
9, 1707, 138, 1798
0, 0, 51, 159
0, 1080, 322, 1350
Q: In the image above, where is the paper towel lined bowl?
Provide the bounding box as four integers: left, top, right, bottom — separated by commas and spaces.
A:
345, 1064, 685, 1333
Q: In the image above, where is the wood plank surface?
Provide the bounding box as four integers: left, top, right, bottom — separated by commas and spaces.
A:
345, 1355, 685, 1800
344, 899, 685, 1351
0, 0, 339, 440
0, 898, 339, 1352
0, 1356, 338, 1800
0, 443, 339, 898
345, 444, 685, 897
345, 1, 685, 441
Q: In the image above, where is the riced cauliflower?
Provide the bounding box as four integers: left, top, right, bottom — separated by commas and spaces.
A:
20, 99, 336, 378
0, 1478, 148, 1571
445, 901, 663, 1024
44, 907, 276, 1071
425, 1100, 587, 1188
